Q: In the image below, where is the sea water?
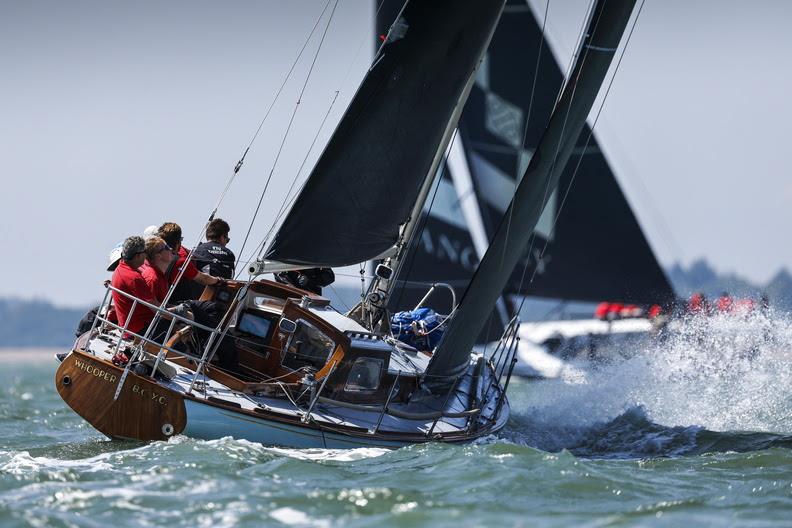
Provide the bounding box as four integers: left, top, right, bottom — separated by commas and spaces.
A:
1, 313, 791, 527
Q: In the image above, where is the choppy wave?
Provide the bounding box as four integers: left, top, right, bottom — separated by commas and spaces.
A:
505, 311, 792, 458
1, 313, 792, 526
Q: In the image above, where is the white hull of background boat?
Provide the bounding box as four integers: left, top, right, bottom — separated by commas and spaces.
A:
502, 318, 654, 378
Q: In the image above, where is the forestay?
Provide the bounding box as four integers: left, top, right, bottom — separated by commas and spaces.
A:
266, 0, 505, 267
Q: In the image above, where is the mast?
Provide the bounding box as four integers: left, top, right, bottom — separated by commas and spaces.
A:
426, 0, 639, 384
354, 1, 505, 332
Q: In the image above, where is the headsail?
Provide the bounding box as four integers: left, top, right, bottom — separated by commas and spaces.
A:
265, 0, 506, 268
385, 0, 673, 307
427, 0, 639, 382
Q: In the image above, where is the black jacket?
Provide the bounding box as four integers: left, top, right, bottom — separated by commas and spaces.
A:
193, 241, 235, 279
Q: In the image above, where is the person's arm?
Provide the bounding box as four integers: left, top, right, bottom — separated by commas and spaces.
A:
194, 271, 222, 286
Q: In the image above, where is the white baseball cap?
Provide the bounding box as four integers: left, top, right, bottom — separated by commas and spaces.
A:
143, 225, 159, 240
107, 242, 123, 272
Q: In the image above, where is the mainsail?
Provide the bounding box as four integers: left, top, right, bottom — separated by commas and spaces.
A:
266, 0, 505, 268
383, 0, 674, 308
428, 0, 639, 382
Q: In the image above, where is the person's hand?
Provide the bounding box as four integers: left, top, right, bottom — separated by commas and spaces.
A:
214, 277, 227, 288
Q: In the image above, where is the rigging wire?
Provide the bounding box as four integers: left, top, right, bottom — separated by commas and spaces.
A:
556, 0, 598, 108
521, 0, 608, 274
514, 0, 550, 181
234, 0, 335, 176
245, 0, 390, 274
233, 89, 342, 279
235, 0, 340, 273
513, 0, 648, 318
478, 0, 553, 358
391, 129, 459, 312
339, 0, 388, 89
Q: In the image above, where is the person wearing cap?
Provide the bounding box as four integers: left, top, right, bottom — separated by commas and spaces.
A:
143, 225, 159, 240
110, 236, 160, 336
192, 218, 236, 280
107, 242, 123, 272
158, 222, 223, 302
110, 235, 195, 343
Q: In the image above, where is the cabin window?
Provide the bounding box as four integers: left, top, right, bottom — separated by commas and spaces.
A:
282, 319, 335, 372
237, 311, 274, 340
344, 358, 383, 393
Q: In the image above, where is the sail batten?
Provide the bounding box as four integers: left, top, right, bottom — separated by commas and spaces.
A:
427, 0, 640, 383
265, 0, 506, 268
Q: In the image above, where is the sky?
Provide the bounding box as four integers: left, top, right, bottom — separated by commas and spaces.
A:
1, 0, 791, 308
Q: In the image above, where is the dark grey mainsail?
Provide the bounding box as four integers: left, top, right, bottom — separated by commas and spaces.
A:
265, 0, 505, 267
427, 0, 639, 382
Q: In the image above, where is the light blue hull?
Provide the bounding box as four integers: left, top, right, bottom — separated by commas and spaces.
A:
182, 400, 420, 449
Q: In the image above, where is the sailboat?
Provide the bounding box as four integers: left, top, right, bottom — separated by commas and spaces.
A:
55, 0, 636, 447
382, 0, 675, 377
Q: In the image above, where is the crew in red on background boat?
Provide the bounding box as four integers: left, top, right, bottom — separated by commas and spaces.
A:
594, 301, 655, 320
716, 291, 734, 313
687, 291, 710, 314
594, 302, 611, 320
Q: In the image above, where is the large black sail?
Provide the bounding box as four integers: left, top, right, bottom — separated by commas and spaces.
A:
266, 0, 505, 267
383, 0, 674, 307
428, 0, 639, 382
464, 1, 672, 305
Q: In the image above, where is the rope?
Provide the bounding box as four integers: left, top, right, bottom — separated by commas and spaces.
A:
245, 0, 390, 270
235, 0, 335, 177
233, 90, 342, 279
236, 0, 340, 271
248, 89, 343, 268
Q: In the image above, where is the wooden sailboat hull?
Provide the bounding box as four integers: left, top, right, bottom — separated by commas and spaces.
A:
55, 349, 187, 441
56, 349, 509, 448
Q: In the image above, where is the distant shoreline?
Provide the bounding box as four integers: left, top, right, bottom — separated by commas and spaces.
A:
0, 348, 62, 362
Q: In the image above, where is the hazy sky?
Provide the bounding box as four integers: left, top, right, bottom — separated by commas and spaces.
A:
1, 0, 791, 307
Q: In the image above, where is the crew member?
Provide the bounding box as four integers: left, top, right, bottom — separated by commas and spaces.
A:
140, 236, 175, 303
110, 236, 159, 336
158, 222, 223, 302
688, 292, 709, 314
716, 291, 733, 313
144, 233, 236, 369
193, 218, 235, 279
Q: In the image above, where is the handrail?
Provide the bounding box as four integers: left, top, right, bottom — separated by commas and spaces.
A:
85, 283, 237, 397
93, 315, 199, 366
414, 282, 457, 312
103, 284, 217, 334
